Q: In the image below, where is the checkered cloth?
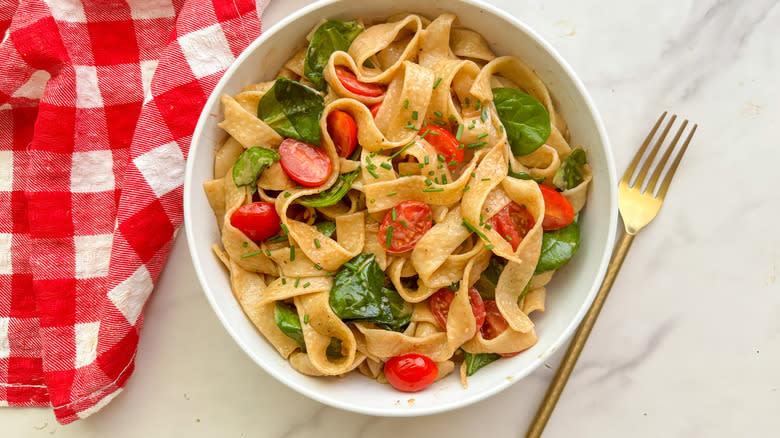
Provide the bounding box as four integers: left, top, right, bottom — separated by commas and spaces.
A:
0, 0, 265, 423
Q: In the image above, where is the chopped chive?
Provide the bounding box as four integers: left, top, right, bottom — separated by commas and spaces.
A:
303, 314, 310, 324
377, 148, 384, 154
481, 178, 491, 181
314, 238, 321, 248
434, 177, 440, 184
433, 77, 443, 89
418, 162, 424, 169
469, 123, 476, 130
467, 141, 489, 149
428, 131, 440, 136
370, 199, 376, 203
458, 144, 465, 150
424, 156, 430, 165
242, 241, 248, 248
241, 250, 264, 259
404, 99, 409, 109
326, 271, 333, 277
295, 277, 300, 287
282, 278, 287, 285
477, 132, 489, 139
367, 167, 379, 178
380, 162, 392, 170
437, 164, 444, 169
302, 282, 311, 289
284, 191, 292, 197
314, 264, 322, 270
485, 244, 494, 250
484, 223, 492, 230
499, 125, 504, 133
437, 154, 446, 162
474, 100, 481, 110
433, 110, 443, 117
290, 245, 295, 261
401, 220, 408, 228
422, 120, 427, 129
448, 160, 459, 167
480, 214, 485, 225
268, 233, 288, 243
505, 234, 512, 241
481, 106, 488, 123
456, 124, 464, 141
404, 124, 418, 130
428, 170, 435, 176
462, 185, 471, 192
386, 192, 397, 197
423, 187, 444, 192
449, 114, 457, 121
390, 141, 415, 159
425, 178, 433, 186
412, 111, 419, 120
441, 174, 448, 184
265, 249, 272, 257
392, 208, 397, 221
433, 119, 447, 126
420, 129, 432, 139
386, 226, 394, 248
471, 172, 477, 178
462, 218, 491, 243
280, 223, 289, 234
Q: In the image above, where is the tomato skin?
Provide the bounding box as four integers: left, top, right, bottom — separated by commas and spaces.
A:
488, 202, 535, 251
429, 287, 485, 332
378, 200, 432, 253
538, 184, 574, 230
278, 138, 331, 187
369, 103, 382, 118
230, 202, 281, 243
326, 110, 358, 157
419, 126, 463, 169
334, 66, 384, 97
481, 300, 509, 340
384, 353, 438, 392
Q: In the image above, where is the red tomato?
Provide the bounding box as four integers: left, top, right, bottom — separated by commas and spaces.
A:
419, 126, 463, 170
384, 353, 438, 392
378, 200, 432, 253
278, 138, 331, 187
429, 287, 486, 332
230, 202, 281, 243
481, 300, 509, 340
488, 202, 535, 251
369, 103, 382, 118
334, 66, 384, 97
326, 110, 358, 157
538, 184, 575, 230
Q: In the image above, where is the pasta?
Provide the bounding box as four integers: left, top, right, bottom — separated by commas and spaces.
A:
204, 13, 592, 391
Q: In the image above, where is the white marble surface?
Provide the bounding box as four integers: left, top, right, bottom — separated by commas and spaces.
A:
3, 0, 779, 436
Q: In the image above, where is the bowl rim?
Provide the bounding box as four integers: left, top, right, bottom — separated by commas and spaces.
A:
184, 0, 618, 416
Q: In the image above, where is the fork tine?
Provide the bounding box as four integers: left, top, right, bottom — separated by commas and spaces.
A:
620, 112, 667, 185
645, 119, 688, 194
632, 114, 676, 189
657, 124, 697, 200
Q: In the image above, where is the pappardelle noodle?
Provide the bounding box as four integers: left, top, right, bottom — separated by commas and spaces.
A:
204, 13, 592, 391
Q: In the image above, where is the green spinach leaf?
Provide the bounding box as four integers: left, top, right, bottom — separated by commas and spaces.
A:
493, 87, 551, 157
232, 146, 280, 189
258, 77, 324, 145
535, 220, 580, 274
304, 20, 364, 90
474, 256, 507, 300
553, 148, 587, 191
274, 302, 343, 358
329, 254, 412, 331
298, 170, 359, 207
315, 221, 336, 238
508, 165, 545, 184
464, 352, 501, 376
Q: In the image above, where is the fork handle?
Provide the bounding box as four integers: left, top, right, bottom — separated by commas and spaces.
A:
525, 229, 635, 438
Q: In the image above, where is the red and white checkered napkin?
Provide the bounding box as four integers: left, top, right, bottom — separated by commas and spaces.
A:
0, 0, 266, 423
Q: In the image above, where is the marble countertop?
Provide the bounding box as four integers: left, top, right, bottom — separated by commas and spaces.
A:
3, 0, 778, 436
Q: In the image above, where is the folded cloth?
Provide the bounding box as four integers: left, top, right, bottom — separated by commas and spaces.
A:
0, 0, 266, 423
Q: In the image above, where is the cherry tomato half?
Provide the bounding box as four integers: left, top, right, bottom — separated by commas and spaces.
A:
369, 102, 382, 118
334, 66, 385, 97
482, 300, 529, 357
429, 287, 486, 332
326, 110, 358, 157
278, 138, 331, 187
419, 126, 463, 170
384, 353, 438, 392
488, 202, 535, 251
538, 184, 575, 230
230, 202, 281, 243
378, 200, 432, 253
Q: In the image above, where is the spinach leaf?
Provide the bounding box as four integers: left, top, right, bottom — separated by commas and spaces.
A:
232, 146, 280, 189
517, 280, 532, 304
553, 148, 587, 191
508, 165, 545, 184
493, 87, 551, 157
298, 170, 359, 207
474, 256, 507, 300
464, 352, 501, 376
535, 220, 580, 274
258, 77, 324, 145
304, 20, 364, 90
274, 302, 306, 351
329, 254, 412, 331
315, 221, 336, 238
274, 302, 343, 358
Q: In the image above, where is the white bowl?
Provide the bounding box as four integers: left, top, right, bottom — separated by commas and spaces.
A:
184, 0, 617, 416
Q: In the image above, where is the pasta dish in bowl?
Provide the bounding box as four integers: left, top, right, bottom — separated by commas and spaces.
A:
185, 0, 616, 415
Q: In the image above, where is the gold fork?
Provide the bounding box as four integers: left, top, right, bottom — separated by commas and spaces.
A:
525, 112, 697, 438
